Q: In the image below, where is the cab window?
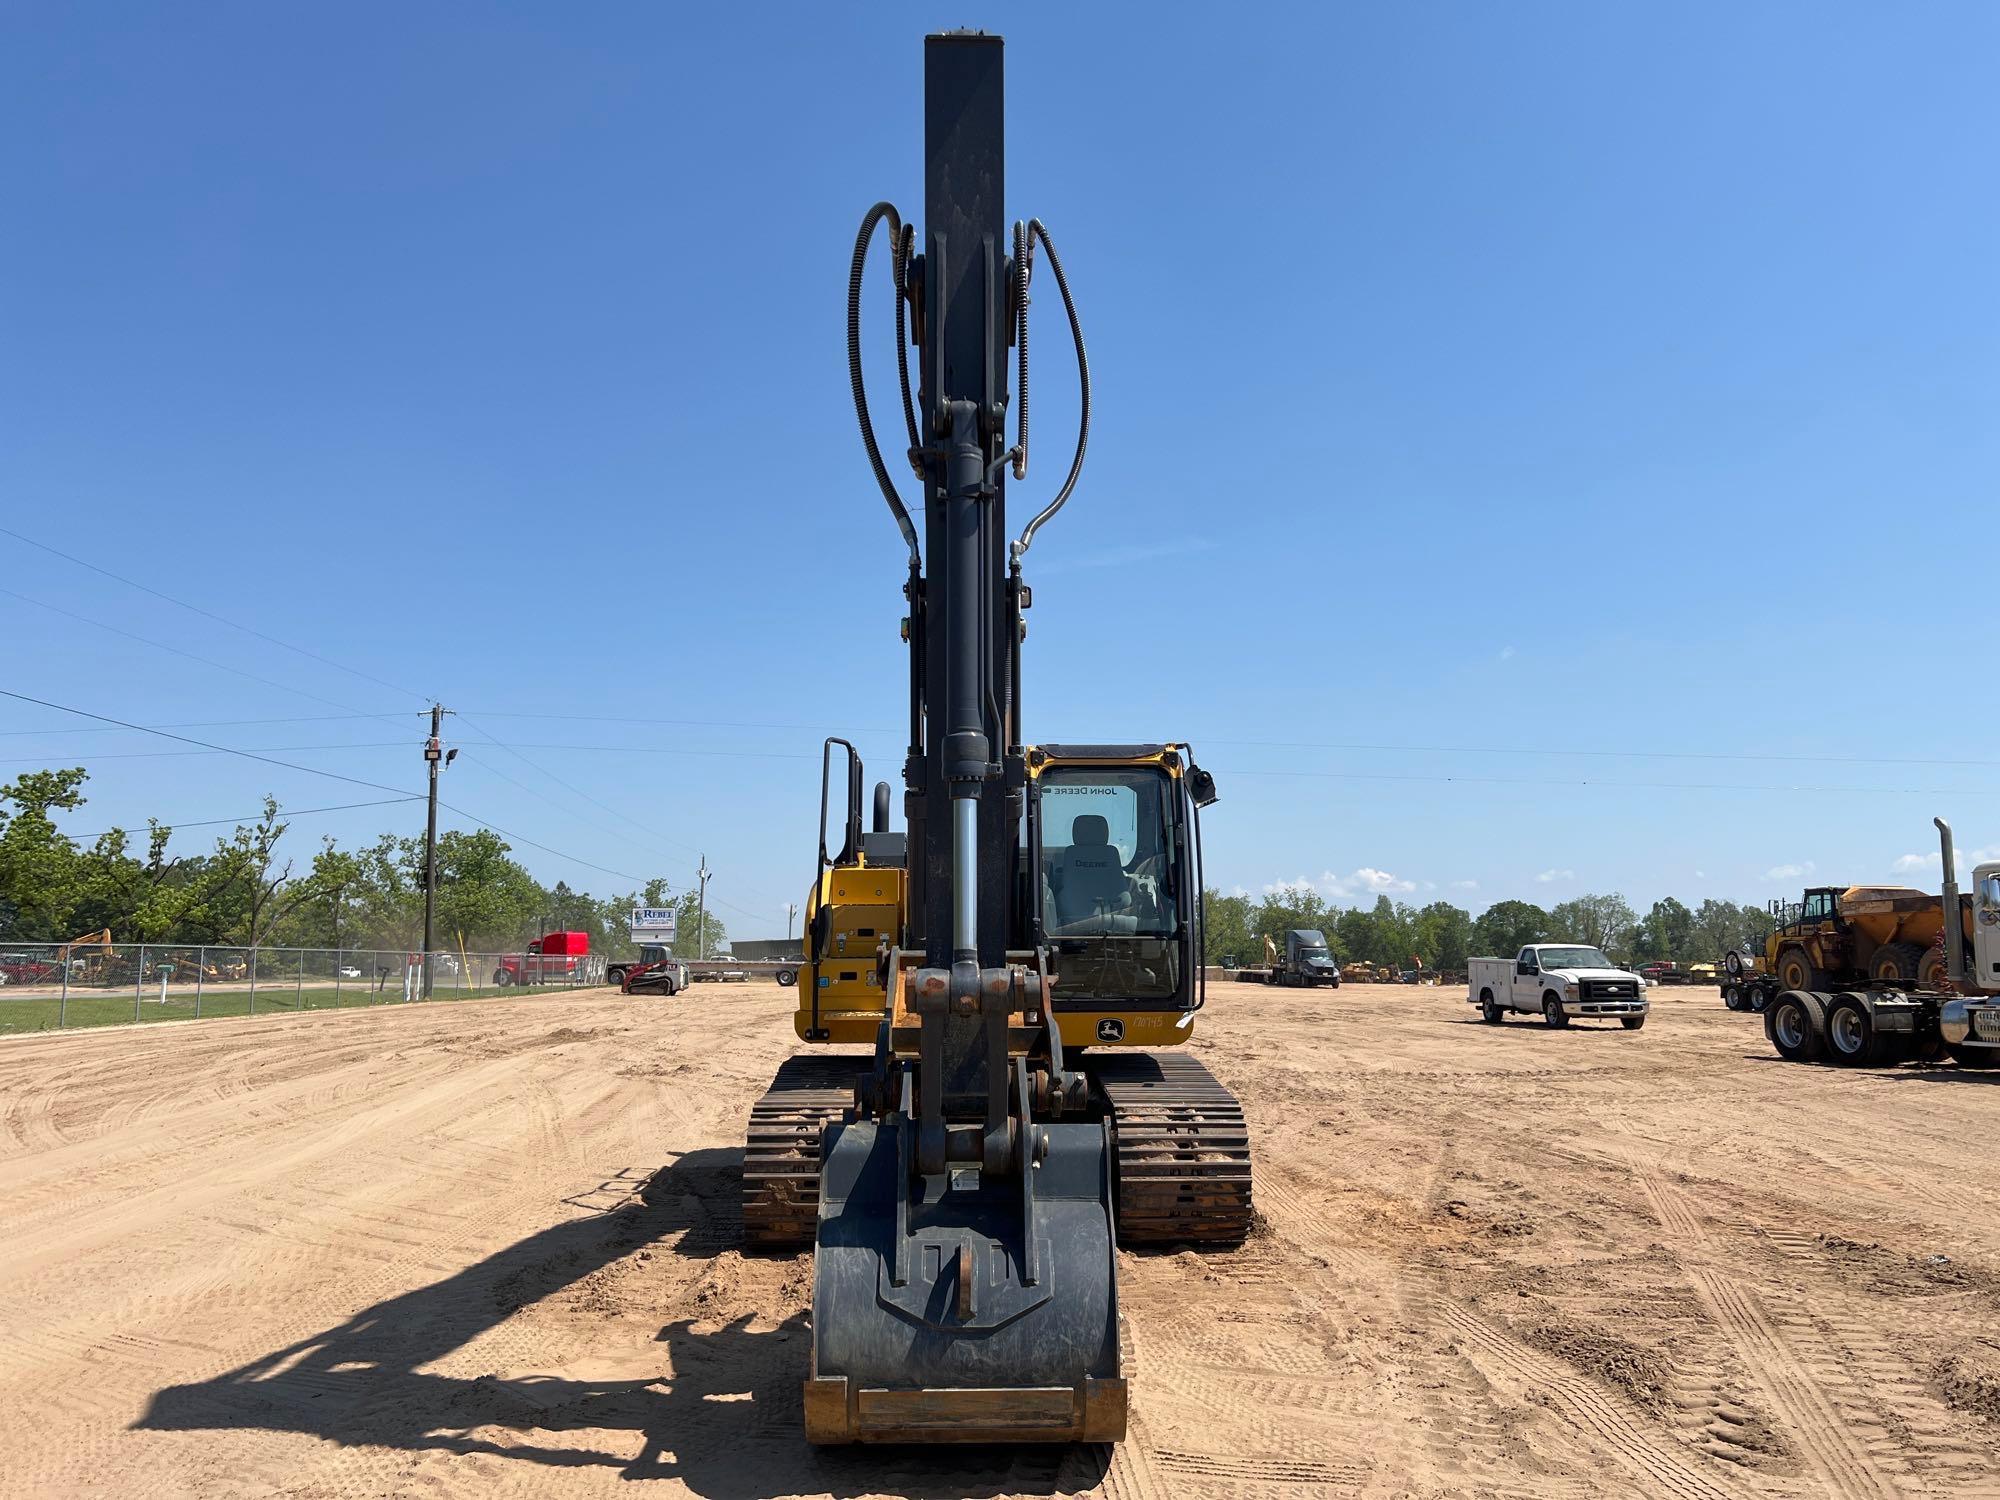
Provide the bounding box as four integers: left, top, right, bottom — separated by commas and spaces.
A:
1037, 764, 1183, 1002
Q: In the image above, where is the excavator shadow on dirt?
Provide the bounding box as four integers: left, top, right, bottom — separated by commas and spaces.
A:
135, 1147, 1111, 1499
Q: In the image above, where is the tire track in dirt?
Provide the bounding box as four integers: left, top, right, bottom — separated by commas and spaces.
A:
1613, 1123, 1905, 1500
1255, 1165, 1748, 1500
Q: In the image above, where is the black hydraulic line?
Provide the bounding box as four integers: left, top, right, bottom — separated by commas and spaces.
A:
894, 222, 920, 469
1010, 219, 1030, 480
1011, 218, 1090, 564
848, 203, 921, 565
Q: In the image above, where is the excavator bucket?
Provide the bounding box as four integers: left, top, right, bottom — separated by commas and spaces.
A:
804, 1116, 1126, 1444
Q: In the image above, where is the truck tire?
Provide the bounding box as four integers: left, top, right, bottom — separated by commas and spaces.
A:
1722, 983, 1743, 1011
1824, 993, 1883, 1067
1747, 983, 1772, 1013
1768, 992, 1824, 1062
1776, 947, 1828, 992
1620, 1015, 1646, 1031
1869, 943, 1924, 984
774, 968, 797, 988
1542, 994, 1569, 1029
493, 970, 513, 988
1478, 990, 1504, 1024
1919, 948, 1949, 989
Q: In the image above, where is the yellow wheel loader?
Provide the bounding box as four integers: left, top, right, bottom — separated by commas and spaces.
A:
739, 31, 1251, 1446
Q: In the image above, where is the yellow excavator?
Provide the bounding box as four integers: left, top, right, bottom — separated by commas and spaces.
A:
739, 31, 1251, 1445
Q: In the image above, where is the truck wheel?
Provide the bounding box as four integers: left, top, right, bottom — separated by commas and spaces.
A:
1620, 1015, 1646, 1031
1824, 994, 1882, 1066
1768, 993, 1824, 1061
1479, 990, 1504, 1024
1869, 943, 1923, 984
1747, 984, 1772, 1013
493, 970, 513, 988
1919, 949, 1949, 988
1722, 983, 1743, 1011
774, 968, 797, 988
1776, 947, 1828, 992
1542, 995, 1569, 1029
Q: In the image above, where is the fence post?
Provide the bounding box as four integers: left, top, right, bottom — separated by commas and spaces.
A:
195, 946, 205, 1019
249, 947, 258, 1016
136, 943, 145, 1023
334, 951, 343, 1009
58, 949, 69, 1030
295, 950, 304, 1013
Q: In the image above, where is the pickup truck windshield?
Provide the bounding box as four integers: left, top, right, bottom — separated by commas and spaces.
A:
1537, 946, 1612, 970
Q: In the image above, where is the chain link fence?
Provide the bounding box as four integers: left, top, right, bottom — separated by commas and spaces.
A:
0, 941, 610, 1036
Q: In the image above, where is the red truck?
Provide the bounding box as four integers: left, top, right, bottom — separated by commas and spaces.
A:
492, 931, 592, 987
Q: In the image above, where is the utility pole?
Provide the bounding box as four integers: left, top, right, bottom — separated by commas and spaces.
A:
696, 855, 712, 961
420, 704, 456, 997
786, 902, 799, 944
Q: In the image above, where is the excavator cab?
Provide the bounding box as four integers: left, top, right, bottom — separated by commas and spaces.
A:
1028, 745, 1213, 1047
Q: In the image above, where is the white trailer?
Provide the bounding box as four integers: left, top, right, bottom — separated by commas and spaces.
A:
1467, 944, 1649, 1029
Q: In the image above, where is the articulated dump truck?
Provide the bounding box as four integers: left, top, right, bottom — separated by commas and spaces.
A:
733, 32, 1252, 1445
1759, 819, 2000, 1068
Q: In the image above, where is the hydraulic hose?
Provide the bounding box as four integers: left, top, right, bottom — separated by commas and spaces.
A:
848, 202, 921, 566
1011, 218, 1090, 564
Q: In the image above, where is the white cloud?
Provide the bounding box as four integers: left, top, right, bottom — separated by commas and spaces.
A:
1534, 868, 1574, 884
1694, 870, 1707, 880
1498, 645, 1517, 661
1263, 868, 1418, 903
1763, 861, 1815, 881
1892, 853, 1932, 874
1450, 879, 1479, 891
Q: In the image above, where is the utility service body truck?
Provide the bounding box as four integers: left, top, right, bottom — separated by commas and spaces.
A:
1762, 819, 2000, 1068
1468, 943, 1650, 1029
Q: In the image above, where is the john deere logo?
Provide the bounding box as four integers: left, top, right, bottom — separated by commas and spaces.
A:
1096, 1019, 1124, 1042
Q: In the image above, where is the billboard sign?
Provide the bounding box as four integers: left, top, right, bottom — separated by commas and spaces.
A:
629, 906, 677, 941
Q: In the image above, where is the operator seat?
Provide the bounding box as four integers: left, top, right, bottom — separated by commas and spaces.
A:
1049, 815, 1131, 930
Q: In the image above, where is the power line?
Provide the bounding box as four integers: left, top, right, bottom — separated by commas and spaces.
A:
0, 524, 426, 700
68, 795, 425, 842
1202, 735, 2000, 772
1221, 766, 1996, 797
0, 690, 647, 885
436, 799, 645, 884
463, 709, 897, 735
0, 690, 417, 798
456, 712, 704, 860
0, 587, 408, 722
0, 741, 409, 764
0, 713, 408, 738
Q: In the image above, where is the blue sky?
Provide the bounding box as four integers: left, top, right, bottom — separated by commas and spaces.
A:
3, 3, 1994, 936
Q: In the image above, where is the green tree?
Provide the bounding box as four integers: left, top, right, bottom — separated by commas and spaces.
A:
1411, 901, 1474, 972
1471, 900, 1550, 957
0, 768, 90, 939
1201, 889, 1257, 966
1548, 892, 1637, 952
1637, 896, 1697, 964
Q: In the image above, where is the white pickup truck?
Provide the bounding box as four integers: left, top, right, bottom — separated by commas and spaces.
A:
1468, 944, 1649, 1030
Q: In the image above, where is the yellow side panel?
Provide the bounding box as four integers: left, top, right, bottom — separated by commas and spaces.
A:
792, 862, 907, 1046
1055, 1010, 1195, 1049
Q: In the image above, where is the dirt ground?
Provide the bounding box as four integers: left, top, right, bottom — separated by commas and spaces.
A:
3, 978, 1998, 1499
